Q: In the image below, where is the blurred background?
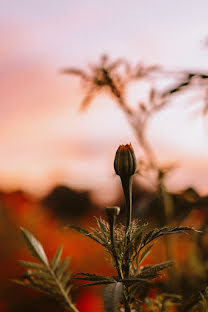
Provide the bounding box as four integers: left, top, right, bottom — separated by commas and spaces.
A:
1, 0, 208, 311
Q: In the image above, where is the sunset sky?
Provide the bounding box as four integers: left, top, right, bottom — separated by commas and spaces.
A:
1, 0, 208, 201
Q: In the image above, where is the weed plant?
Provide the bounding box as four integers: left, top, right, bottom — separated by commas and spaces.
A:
15, 144, 198, 311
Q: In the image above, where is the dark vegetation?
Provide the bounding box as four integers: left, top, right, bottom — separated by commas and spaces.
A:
12, 55, 208, 311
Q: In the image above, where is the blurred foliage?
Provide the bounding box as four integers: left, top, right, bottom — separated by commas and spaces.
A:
42, 185, 93, 222
14, 228, 77, 312
2, 54, 208, 311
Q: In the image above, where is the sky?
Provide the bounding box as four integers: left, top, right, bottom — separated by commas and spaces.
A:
1, 0, 208, 201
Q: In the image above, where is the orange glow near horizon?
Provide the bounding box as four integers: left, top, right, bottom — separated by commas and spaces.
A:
1, 1, 208, 200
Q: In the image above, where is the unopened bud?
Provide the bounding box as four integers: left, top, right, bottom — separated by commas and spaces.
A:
105, 206, 120, 218
105, 206, 120, 231
114, 144, 137, 178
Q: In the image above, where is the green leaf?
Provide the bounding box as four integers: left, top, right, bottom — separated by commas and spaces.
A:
132, 227, 143, 252
51, 245, 63, 270
95, 218, 108, 238
103, 282, 123, 312
91, 228, 107, 246
118, 277, 150, 284
141, 229, 155, 247
29, 271, 52, 280
20, 227, 49, 265
140, 226, 194, 252
18, 260, 47, 271
74, 273, 110, 282
138, 244, 153, 265
139, 261, 173, 279
79, 280, 114, 288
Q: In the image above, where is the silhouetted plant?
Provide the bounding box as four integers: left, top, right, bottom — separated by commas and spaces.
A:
15, 144, 196, 311
62, 56, 208, 306
61, 55, 208, 247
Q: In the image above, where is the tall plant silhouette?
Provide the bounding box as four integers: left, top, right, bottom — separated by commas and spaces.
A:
15, 144, 195, 311
62, 54, 208, 177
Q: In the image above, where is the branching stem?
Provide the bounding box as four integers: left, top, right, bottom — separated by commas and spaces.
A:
48, 266, 79, 312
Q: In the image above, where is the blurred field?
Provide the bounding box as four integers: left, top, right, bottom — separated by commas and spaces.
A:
1, 182, 208, 311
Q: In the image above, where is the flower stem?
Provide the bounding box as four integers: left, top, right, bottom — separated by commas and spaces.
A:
108, 216, 123, 280
108, 211, 131, 312
121, 176, 133, 286
121, 176, 133, 234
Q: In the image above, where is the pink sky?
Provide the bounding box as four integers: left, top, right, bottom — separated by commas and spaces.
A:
1, 1, 208, 201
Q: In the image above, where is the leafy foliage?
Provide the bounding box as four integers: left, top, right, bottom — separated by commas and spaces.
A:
70, 218, 194, 310
15, 125, 199, 311
14, 228, 78, 312
16, 192, 196, 311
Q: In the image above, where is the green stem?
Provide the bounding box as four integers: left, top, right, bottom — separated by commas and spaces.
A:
121, 176, 133, 234
109, 217, 123, 280
121, 176, 133, 312
48, 266, 79, 312
108, 219, 131, 312
124, 299, 131, 312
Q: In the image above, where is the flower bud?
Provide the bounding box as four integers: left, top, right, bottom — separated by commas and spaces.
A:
105, 206, 120, 218
114, 144, 137, 178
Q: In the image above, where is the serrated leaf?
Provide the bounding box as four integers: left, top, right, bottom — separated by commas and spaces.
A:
132, 228, 143, 252
92, 228, 108, 246
79, 280, 114, 288
74, 273, 110, 282
151, 226, 193, 242
20, 227, 49, 265
19, 260, 47, 271
118, 277, 150, 284
95, 218, 107, 238
103, 282, 123, 312
138, 244, 153, 265
140, 226, 194, 252
139, 261, 173, 279
51, 245, 63, 270
141, 229, 155, 246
